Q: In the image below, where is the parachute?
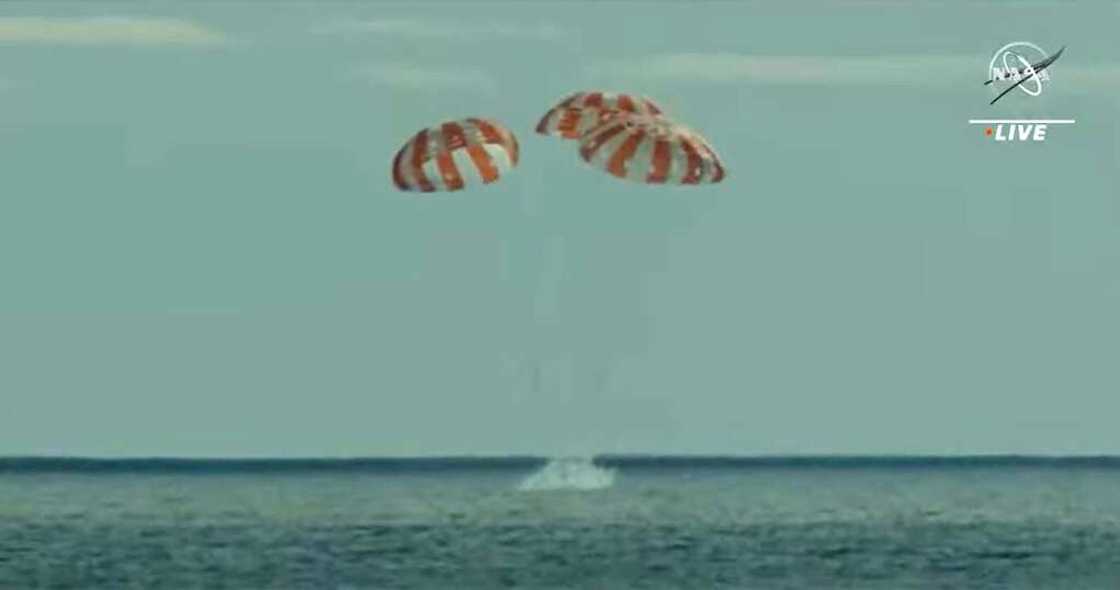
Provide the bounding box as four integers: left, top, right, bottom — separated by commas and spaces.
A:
536, 91, 665, 140
578, 114, 725, 184
389, 92, 725, 191
391, 118, 519, 192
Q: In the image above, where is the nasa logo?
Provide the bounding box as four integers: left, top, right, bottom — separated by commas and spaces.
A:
967, 42, 1075, 142
985, 42, 1064, 105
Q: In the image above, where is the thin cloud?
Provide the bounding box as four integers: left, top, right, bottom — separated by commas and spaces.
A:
315, 18, 573, 42
0, 17, 226, 46
349, 63, 497, 94
587, 53, 975, 86
588, 53, 1120, 90
1058, 66, 1120, 90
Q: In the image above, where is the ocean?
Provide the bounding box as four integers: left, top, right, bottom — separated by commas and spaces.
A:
1, 457, 1119, 589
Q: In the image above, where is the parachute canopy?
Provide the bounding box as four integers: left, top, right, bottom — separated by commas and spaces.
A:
392, 118, 519, 192
579, 114, 725, 185
536, 91, 664, 140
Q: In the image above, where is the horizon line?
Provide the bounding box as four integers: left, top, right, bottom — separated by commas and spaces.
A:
3, 452, 1119, 460
3, 454, 1120, 473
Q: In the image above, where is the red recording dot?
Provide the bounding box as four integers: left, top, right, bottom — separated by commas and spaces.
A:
985, 127, 993, 136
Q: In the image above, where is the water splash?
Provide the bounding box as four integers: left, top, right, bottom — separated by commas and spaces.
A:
517, 457, 616, 492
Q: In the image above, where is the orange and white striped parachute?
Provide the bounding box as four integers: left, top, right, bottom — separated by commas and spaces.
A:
579, 114, 726, 185
391, 118, 519, 192
536, 91, 665, 140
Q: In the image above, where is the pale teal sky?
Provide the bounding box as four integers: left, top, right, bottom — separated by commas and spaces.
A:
1, 2, 1117, 456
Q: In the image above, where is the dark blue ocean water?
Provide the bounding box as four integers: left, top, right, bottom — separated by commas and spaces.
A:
2, 456, 1119, 589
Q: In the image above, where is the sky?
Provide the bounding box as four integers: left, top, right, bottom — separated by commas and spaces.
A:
0, 2, 1117, 457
